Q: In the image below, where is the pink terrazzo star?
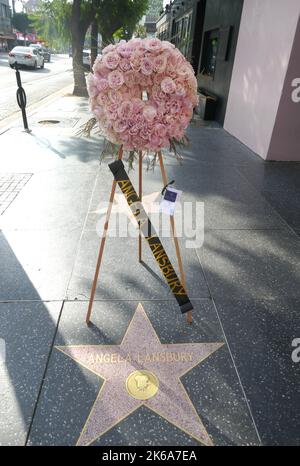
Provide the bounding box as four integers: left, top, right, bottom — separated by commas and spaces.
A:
56, 303, 224, 446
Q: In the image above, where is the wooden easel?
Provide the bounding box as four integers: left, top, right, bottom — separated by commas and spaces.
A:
86, 145, 193, 324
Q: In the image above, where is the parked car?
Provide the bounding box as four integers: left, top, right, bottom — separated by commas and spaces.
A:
41, 47, 51, 62
83, 49, 91, 69
8, 46, 44, 69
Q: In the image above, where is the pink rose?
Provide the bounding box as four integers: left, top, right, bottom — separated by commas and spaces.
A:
169, 99, 181, 115
96, 93, 109, 106
129, 125, 140, 136
119, 58, 132, 72
103, 52, 120, 69
107, 102, 119, 114
154, 123, 167, 137
149, 134, 163, 149
161, 77, 176, 94
108, 89, 122, 103
143, 105, 157, 122
131, 98, 144, 113
113, 119, 127, 133
145, 38, 162, 54
140, 125, 150, 140
96, 78, 109, 92
177, 65, 191, 79
153, 54, 167, 73
118, 100, 133, 119
140, 57, 153, 76
130, 54, 142, 71
128, 85, 140, 98
161, 41, 175, 50
117, 43, 133, 58
102, 44, 116, 54
124, 70, 139, 88
94, 63, 110, 78
139, 74, 152, 87
86, 74, 98, 98
174, 78, 186, 97
108, 70, 124, 88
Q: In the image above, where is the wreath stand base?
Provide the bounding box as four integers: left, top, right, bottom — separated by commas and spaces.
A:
85, 145, 193, 325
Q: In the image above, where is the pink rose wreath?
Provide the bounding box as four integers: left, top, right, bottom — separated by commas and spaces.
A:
86, 38, 199, 156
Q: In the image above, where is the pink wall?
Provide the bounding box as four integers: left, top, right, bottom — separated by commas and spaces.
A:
267, 16, 300, 161
224, 0, 300, 160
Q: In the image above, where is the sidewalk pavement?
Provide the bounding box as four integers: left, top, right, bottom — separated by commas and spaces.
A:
0, 94, 299, 446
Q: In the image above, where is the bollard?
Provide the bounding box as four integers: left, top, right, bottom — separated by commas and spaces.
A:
14, 64, 30, 132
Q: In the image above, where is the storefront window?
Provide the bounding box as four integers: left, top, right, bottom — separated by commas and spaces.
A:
200, 29, 219, 78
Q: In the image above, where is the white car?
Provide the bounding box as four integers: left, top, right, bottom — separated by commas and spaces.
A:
83, 49, 91, 69
8, 46, 44, 69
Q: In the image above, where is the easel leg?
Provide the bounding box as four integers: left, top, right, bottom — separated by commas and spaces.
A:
86, 146, 123, 324
158, 151, 193, 324
138, 151, 142, 263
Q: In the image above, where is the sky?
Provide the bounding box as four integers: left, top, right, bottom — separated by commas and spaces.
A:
9, 0, 26, 14
11, 0, 170, 14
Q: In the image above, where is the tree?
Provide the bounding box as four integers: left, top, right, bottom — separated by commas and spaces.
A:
134, 24, 147, 38
29, 0, 71, 52
27, 0, 149, 96
71, 1, 96, 96
12, 13, 31, 45
97, 0, 148, 46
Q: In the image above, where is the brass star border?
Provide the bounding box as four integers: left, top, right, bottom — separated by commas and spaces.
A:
55, 303, 224, 446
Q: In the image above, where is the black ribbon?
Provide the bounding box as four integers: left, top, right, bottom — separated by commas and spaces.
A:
109, 159, 193, 314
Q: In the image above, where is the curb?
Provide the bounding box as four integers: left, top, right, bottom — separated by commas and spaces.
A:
0, 83, 73, 136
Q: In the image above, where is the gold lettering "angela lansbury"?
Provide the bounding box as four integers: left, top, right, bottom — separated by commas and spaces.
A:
87, 352, 193, 365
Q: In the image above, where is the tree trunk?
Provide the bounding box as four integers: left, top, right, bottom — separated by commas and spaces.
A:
71, 0, 89, 97
72, 31, 87, 96
90, 20, 98, 70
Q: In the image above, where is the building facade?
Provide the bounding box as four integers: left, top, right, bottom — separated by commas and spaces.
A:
157, 0, 300, 161
157, 0, 243, 122
224, 0, 300, 161
142, 0, 163, 37
0, 0, 15, 51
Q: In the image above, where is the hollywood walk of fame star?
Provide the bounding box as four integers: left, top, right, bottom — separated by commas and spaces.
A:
55, 304, 224, 446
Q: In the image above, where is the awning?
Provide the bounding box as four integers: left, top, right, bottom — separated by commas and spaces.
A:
0, 34, 17, 40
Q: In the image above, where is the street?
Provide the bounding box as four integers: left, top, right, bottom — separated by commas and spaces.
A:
0, 53, 73, 125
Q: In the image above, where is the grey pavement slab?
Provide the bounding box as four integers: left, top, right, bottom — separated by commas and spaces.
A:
165, 164, 286, 230
197, 229, 300, 301
237, 163, 300, 232
0, 228, 82, 301
258, 190, 300, 232
27, 300, 260, 446
0, 166, 97, 231
67, 233, 210, 301
0, 129, 102, 173
237, 163, 300, 193
213, 298, 300, 445
0, 301, 61, 445
185, 126, 264, 167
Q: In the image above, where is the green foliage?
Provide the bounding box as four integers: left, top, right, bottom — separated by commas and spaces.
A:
134, 24, 147, 39
28, 0, 71, 49
96, 0, 149, 44
12, 12, 31, 34
29, 0, 148, 49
